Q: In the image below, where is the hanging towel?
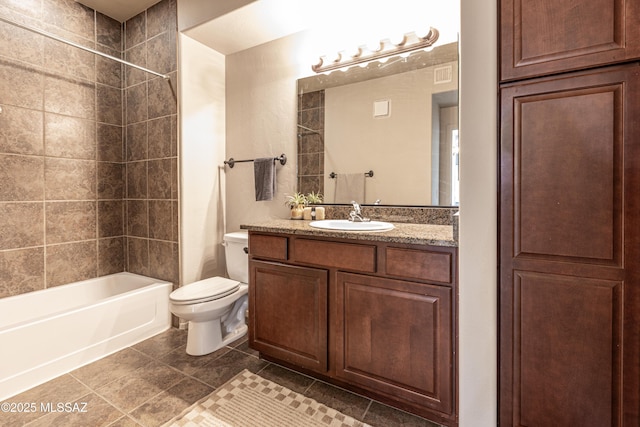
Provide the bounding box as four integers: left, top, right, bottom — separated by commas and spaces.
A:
334, 173, 365, 203
254, 157, 276, 201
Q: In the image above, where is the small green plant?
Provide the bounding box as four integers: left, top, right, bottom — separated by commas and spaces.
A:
306, 191, 323, 204
284, 192, 307, 208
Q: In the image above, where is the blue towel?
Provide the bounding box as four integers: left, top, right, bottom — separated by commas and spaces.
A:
254, 158, 276, 201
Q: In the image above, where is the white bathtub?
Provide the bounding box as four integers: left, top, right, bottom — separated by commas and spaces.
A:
0, 272, 172, 401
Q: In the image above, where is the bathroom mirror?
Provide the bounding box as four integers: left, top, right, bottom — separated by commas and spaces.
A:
297, 42, 459, 207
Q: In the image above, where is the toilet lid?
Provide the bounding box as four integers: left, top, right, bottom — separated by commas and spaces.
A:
170, 277, 240, 304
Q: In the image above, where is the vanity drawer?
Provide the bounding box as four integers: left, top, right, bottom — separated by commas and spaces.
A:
385, 247, 452, 284
249, 234, 288, 260
293, 238, 376, 273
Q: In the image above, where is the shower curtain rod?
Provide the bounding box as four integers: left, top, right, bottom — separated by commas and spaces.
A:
0, 15, 170, 80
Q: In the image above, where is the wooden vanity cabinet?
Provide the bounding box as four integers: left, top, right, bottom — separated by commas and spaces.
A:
335, 272, 453, 414
249, 260, 328, 373
248, 231, 458, 426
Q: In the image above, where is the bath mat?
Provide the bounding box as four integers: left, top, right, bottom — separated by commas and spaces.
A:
162, 369, 372, 427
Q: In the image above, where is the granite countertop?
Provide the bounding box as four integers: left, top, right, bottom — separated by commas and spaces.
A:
240, 219, 457, 247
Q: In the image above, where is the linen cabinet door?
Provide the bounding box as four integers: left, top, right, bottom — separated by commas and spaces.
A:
335, 272, 454, 418
499, 65, 640, 426
500, 0, 640, 81
248, 260, 328, 373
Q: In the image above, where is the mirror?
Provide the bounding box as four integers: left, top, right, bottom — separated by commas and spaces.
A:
297, 42, 459, 207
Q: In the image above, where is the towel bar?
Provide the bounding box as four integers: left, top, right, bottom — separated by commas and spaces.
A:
329, 170, 374, 179
224, 154, 287, 169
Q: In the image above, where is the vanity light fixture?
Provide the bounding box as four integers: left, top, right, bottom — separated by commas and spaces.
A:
312, 27, 439, 74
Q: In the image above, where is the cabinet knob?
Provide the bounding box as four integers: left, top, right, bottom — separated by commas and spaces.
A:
243, 247, 249, 254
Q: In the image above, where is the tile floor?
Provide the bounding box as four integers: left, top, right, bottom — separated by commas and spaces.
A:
1, 328, 442, 427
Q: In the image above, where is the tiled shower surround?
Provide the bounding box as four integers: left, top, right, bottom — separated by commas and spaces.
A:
0, 0, 179, 298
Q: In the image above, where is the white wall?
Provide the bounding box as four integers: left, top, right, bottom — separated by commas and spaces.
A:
224, 33, 313, 232
178, 34, 227, 285
459, 0, 498, 425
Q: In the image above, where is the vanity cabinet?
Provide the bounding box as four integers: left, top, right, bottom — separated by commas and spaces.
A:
335, 272, 453, 414
247, 230, 458, 426
500, 2, 640, 425
249, 260, 328, 373
500, 0, 640, 81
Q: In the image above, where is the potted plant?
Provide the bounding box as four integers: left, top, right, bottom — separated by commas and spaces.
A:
284, 192, 307, 219
306, 191, 323, 204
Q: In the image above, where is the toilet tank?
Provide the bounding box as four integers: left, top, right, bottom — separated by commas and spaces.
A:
223, 231, 249, 283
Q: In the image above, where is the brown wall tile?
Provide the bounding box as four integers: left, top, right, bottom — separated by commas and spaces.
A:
148, 74, 176, 119
45, 157, 96, 200
0, 104, 44, 155
149, 200, 172, 240
96, 12, 122, 51
0, 247, 45, 297
98, 200, 125, 238
98, 237, 124, 275
46, 241, 97, 287
148, 116, 171, 159
126, 82, 148, 124
125, 11, 146, 50
147, 0, 176, 38
96, 45, 122, 88
44, 76, 96, 120
0, 154, 44, 201
125, 42, 147, 87
42, 0, 95, 40
126, 160, 147, 198
46, 201, 96, 244
0, 202, 44, 249
149, 240, 177, 284
148, 158, 172, 199
97, 124, 123, 162
0, 20, 44, 66
43, 37, 95, 81
127, 199, 148, 237
97, 162, 125, 199
98, 200, 124, 237
0, 60, 44, 110
126, 122, 148, 161
172, 200, 179, 242
127, 237, 148, 276
147, 31, 175, 75
44, 113, 96, 159
97, 84, 123, 125
0, 0, 44, 19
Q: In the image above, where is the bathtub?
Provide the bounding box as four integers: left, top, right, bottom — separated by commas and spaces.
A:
0, 272, 172, 401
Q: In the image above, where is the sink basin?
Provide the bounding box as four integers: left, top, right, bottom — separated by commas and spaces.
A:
309, 220, 394, 232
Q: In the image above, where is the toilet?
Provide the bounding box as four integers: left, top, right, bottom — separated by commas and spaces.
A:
170, 231, 249, 356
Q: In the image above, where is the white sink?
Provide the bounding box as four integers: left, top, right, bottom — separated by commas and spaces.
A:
309, 219, 394, 232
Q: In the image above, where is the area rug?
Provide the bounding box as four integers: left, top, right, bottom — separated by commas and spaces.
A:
162, 369, 371, 427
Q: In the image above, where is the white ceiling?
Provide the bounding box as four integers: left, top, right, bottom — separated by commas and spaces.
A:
75, 0, 161, 22
184, 0, 317, 55
76, 0, 459, 56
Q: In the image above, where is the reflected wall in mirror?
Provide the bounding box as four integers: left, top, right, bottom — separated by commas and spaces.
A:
297, 42, 458, 207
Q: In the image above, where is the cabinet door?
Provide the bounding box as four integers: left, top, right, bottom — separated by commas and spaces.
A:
249, 260, 328, 373
335, 272, 453, 415
500, 65, 640, 426
500, 0, 640, 81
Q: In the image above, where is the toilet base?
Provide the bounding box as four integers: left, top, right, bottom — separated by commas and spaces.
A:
186, 319, 248, 356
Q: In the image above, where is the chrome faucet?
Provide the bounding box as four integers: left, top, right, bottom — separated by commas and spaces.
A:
349, 201, 370, 222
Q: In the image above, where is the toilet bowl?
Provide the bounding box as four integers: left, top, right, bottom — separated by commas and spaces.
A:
170, 231, 249, 356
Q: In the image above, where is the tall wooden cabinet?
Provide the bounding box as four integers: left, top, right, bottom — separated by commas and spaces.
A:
500, 1, 640, 426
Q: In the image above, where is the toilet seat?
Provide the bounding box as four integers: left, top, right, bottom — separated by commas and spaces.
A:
170, 277, 240, 305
